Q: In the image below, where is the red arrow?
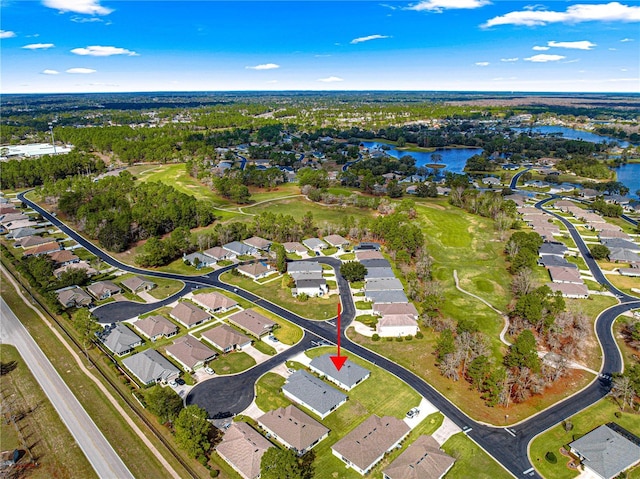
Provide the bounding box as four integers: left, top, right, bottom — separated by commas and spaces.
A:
330, 303, 347, 371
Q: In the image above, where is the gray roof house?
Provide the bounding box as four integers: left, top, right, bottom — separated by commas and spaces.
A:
383, 435, 455, 479
365, 278, 404, 292
134, 315, 178, 341
332, 415, 411, 475
282, 370, 347, 419
309, 353, 370, 390
56, 286, 92, 308
201, 324, 253, 353
303, 238, 327, 251
538, 255, 577, 269
365, 267, 396, 280
228, 309, 276, 338
99, 323, 143, 356
602, 238, 640, 252
183, 252, 216, 268
539, 242, 568, 257
216, 422, 273, 479
121, 275, 156, 293
165, 335, 217, 372
569, 424, 640, 479
366, 290, 409, 304
293, 278, 328, 298
223, 241, 256, 256
547, 282, 589, 299
361, 258, 392, 269
170, 301, 211, 328
288, 261, 323, 276
609, 248, 640, 264
257, 405, 329, 455
122, 349, 180, 386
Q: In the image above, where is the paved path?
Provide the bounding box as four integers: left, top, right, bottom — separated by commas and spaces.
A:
0, 298, 135, 479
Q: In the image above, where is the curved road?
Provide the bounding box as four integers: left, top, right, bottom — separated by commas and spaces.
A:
19, 190, 640, 478
0, 298, 134, 479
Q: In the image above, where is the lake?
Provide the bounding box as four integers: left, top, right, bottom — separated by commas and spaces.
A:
359, 141, 482, 174
614, 163, 640, 199
513, 126, 631, 148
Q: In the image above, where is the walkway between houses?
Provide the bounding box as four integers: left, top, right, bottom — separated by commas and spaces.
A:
452, 270, 511, 346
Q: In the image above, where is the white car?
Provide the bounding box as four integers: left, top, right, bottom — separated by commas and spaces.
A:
204, 367, 215, 375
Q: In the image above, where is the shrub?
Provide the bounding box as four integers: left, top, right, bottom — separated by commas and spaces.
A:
405, 335, 413, 341
395, 336, 403, 342
210, 470, 219, 478
372, 334, 380, 341
415, 331, 424, 339
545, 452, 557, 464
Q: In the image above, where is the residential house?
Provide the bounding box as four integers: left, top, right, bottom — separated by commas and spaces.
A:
539, 242, 568, 257
324, 234, 349, 250
332, 415, 410, 475
293, 278, 328, 298
47, 249, 80, 266
6, 227, 42, 240
309, 353, 370, 391
170, 301, 211, 328
191, 291, 238, 314
122, 349, 180, 386
19, 235, 55, 249
538, 255, 577, 269
547, 266, 583, 284
56, 286, 92, 308
354, 242, 381, 252
383, 435, 455, 479
482, 177, 501, 186
609, 248, 640, 264
134, 315, 178, 341
257, 406, 329, 455
166, 335, 217, 372
223, 241, 257, 257
201, 324, 253, 353
5, 219, 37, 231
361, 258, 392, 270
373, 303, 419, 319
87, 281, 121, 300
121, 276, 156, 293
237, 261, 276, 280
366, 290, 409, 304
601, 239, 640, 253
376, 314, 419, 338
365, 278, 404, 292
53, 261, 98, 279
183, 252, 217, 268
287, 261, 323, 278
216, 422, 273, 479
283, 242, 308, 255
228, 309, 276, 338
98, 323, 143, 356
22, 241, 61, 257
282, 370, 347, 419
203, 246, 236, 261
598, 230, 632, 241
569, 424, 640, 479
547, 282, 589, 299
365, 267, 396, 280
243, 236, 272, 251
356, 250, 385, 261
303, 238, 327, 252
288, 261, 327, 297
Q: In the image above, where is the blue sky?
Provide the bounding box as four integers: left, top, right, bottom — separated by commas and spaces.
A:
1, 0, 638, 93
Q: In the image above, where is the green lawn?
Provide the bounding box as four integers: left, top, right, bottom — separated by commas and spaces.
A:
209, 351, 256, 374
115, 273, 184, 300
529, 398, 640, 479
323, 247, 339, 256
355, 301, 372, 310
442, 433, 512, 479
255, 373, 291, 412
249, 197, 375, 225
338, 253, 355, 261
252, 339, 277, 356
356, 314, 378, 327
253, 307, 304, 345
221, 271, 339, 320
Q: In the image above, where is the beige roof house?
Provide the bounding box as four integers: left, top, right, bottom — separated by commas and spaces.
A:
201, 324, 252, 353
19, 235, 55, 249
216, 422, 273, 479
356, 250, 385, 261
22, 241, 61, 256
283, 242, 308, 254
87, 280, 121, 300
383, 435, 455, 479
170, 301, 211, 328
121, 275, 156, 293
165, 335, 217, 371
332, 415, 410, 475
258, 406, 329, 455
134, 315, 178, 341
376, 314, 419, 338
547, 282, 589, 299
547, 266, 583, 284
53, 261, 98, 279
243, 236, 272, 251
191, 291, 238, 313
324, 234, 349, 248
48, 249, 79, 265
203, 246, 234, 260
237, 261, 276, 280
56, 286, 92, 308
228, 309, 276, 338
373, 303, 419, 319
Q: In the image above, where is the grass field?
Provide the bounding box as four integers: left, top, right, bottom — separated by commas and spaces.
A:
529, 398, 640, 479
221, 271, 339, 320
209, 351, 256, 374
605, 273, 640, 296
115, 272, 184, 299
0, 344, 97, 479
442, 433, 512, 479
252, 339, 276, 356
255, 372, 291, 412
249, 197, 375, 225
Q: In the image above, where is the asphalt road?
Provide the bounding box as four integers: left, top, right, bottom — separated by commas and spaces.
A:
0, 298, 135, 479
19, 190, 640, 478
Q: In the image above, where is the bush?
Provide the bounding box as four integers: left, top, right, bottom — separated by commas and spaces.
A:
415, 331, 424, 339
615, 411, 622, 418
372, 334, 380, 341
386, 337, 393, 342
405, 335, 413, 341
545, 452, 557, 464
395, 336, 404, 342
563, 420, 573, 432
210, 470, 219, 478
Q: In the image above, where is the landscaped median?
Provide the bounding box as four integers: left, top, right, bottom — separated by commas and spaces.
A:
220, 270, 340, 320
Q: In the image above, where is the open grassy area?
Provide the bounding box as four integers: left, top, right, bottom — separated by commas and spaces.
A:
529, 398, 640, 479
614, 314, 640, 367
0, 344, 97, 479
252, 339, 276, 356
442, 433, 512, 479
255, 372, 291, 412
221, 271, 339, 320
355, 300, 372, 310
209, 351, 256, 374
252, 306, 304, 345
605, 273, 640, 297
249, 197, 375, 225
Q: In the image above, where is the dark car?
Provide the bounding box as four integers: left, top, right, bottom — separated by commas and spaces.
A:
175, 378, 186, 386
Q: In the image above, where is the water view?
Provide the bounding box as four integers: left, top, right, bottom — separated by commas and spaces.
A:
359, 141, 482, 174
513, 125, 631, 148
614, 163, 640, 199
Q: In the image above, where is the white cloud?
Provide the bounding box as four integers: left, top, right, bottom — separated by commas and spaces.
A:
317, 76, 344, 82
482, 2, 640, 28
533, 46, 550, 50
547, 40, 597, 50
41, 69, 59, 75
71, 16, 103, 23
620, 37, 634, 42
71, 45, 138, 56
245, 63, 280, 70
350, 34, 391, 44
524, 54, 566, 62
475, 61, 490, 66
408, 0, 490, 13
501, 57, 519, 62
66, 67, 96, 74
22, 43, 55, 50
43, 0, 112, 15
0, 30, 16, 39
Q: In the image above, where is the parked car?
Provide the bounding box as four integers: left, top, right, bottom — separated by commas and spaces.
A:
406, 407, 420, 418
175, 378, 186, 386
204, 367, 215, 375
168, 379, 177, 387
268, 335, 279, 343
